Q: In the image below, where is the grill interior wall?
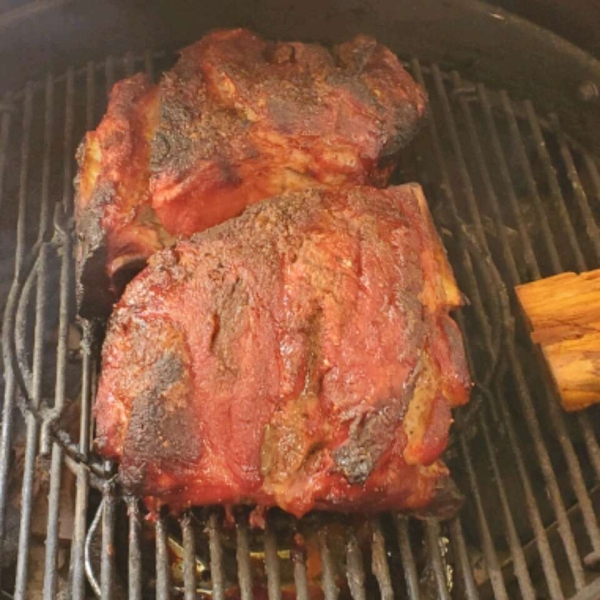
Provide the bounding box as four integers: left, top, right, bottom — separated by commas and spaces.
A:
0, 51, 599, 599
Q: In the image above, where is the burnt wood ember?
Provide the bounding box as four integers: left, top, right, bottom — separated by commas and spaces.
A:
94, 184, 470, 517
74, 28, 427, 318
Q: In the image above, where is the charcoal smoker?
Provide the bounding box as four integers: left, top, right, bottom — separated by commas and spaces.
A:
0, 0, 599, 598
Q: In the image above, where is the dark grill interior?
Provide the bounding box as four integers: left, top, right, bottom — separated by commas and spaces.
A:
0, 49, 599, 599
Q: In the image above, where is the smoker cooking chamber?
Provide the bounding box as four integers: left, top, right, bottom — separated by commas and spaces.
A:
0, 33, 599, 600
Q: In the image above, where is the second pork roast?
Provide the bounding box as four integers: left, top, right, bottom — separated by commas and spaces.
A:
94, 184, 470, 517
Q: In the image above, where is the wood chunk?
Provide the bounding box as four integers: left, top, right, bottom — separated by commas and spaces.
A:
516, 270, 600, 411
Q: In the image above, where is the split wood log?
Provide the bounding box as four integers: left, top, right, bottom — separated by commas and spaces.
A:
515, 269, 600, 412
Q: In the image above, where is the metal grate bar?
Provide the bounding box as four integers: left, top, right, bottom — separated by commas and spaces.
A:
584, 156, 600, 217
0, 92, 13, 212
43, 69, 73, 600
524, 101, 586, 271
68, 321, 95, 599
125, 51, 135, 77
319, 529, 340, 600
577, 413, 600, 482
442, 302, 512, 591
292, 538, 310, 600
235, 515, 253, 600
127, 498, 142, 600
478, 413, 535, 597
14, 81, 47, 600
500, 92, 562, 274
85, 500, 102, 597
345, 527, 366, 600
458, 431, 509, 600
493, 375, 564, 599
155, 514, 171, 600
62, 66, 75, 211
453, 77, 520, 287
431, 67, 489, 251
476, 85, 541, 279
410, 60, 493, 353
208, 511, 225, 600
12, 254, 40, 594
37, 73, 54, 237
105, 56, 115, 98
571, 578, 600, 600
14, 84, 33, 276
86, 61, 96, 130
0, 85, 17, 578
144, 49, 155, 82
395, 517, 420, 600
181, 512, 197, 600
371, 520, 393, 600
531, 371, 600, 558
264, 516, 282, 600
549, 115, 600, 259
42, 262, 68, 598
424, 520, 451, 600
506, 338, 586, 590
100, 482, 116, 599
15, 254, 37, 398
448, 518, 480, 599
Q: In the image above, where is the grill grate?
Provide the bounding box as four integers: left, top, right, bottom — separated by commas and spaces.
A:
0, 49, 599, 599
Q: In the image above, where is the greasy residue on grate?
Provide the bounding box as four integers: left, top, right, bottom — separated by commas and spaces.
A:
0, 50, 599, 599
